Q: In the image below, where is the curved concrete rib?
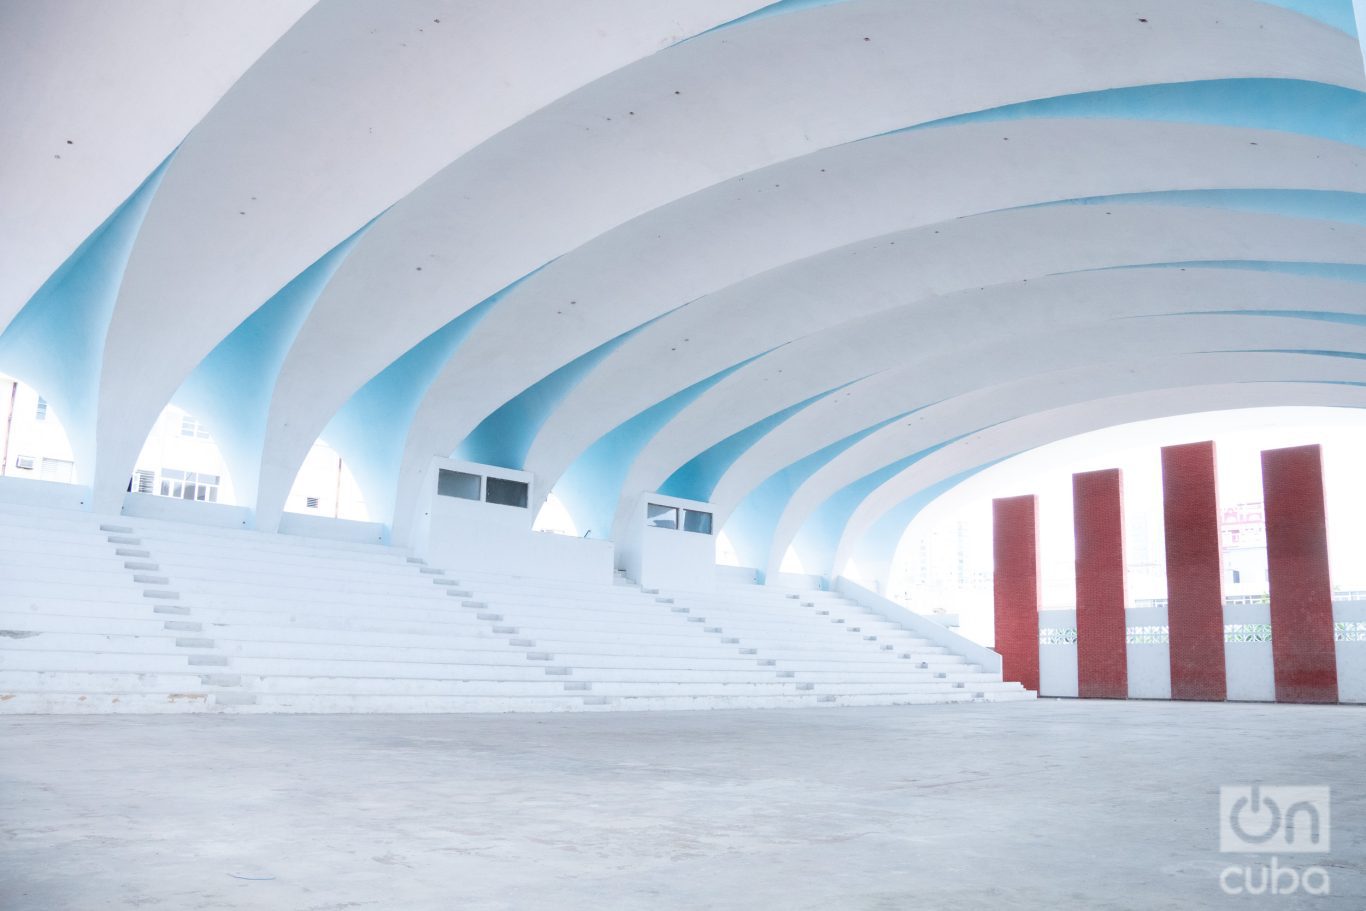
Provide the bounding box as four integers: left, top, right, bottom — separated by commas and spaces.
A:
251, 0, 1359, 528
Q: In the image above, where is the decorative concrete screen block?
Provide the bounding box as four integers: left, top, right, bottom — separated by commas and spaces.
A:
1161, 441, 1227, 701
992, 495, 1040, 692
1261, 445, 1339, 704
1073, 468, 1128, 699
437, 469, 480, 500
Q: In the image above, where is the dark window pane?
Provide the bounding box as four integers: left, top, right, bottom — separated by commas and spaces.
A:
485, 476, 529, 508
437, 469, 481, 500
683, 509, 713, 535
646, 503, 678, 530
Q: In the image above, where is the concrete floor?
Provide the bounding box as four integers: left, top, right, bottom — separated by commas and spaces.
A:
1, 701, 1362, 910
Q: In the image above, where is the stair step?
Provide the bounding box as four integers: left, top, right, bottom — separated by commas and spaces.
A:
544, 667, 573, 676
106, 535, 141, 545
721, 637, 740, 644
655, 597, 674, 605
124, 561, 159, 572
582, 696, 611, 706
776, 671, 796, 678
418, 567, 443, 575
563, 682, 592, 692
188, 655, 229, 667
739, 648, 758, 655
432, 578, 461, 586
143, 590, 179, 600
175, 638, 215, 648
213, 692, 258, 707
115, 548, 150, 558
152, 605, 191, 616
99, 524, 134, 534
406, 557, 426, 565
491, 625, 518, 635
444, 589, 473, 598
796, 682, 815, 691
132, 574, 169, 585
200, 674, 242, 687
509, 638, 536, 648
163, 621, 202, 632
475, 612, 503, 622
526, 652, 554, 661
757, 659, 777, 667
670, 607, 689, 613
461, 600, 487, 609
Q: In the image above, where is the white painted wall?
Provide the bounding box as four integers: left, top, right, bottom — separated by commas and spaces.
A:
618, 493, 717, 592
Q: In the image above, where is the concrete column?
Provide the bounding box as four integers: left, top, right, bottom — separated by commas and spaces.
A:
1073, 468, 1128, 699
1261, 444, 1338, 704
992, 495, 1040, 692
1161, 441, 1227, 701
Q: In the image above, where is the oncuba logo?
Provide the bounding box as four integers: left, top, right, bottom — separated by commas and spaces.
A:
1220, 785, 1330, 853
1219, 785, 1331, 897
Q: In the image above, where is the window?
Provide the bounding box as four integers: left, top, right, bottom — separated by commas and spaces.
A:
179, 415, 210, 439
437, 469, 481, 500
134, 470, 154, 494
39, 458, 74, 483
485, 476, 529, 509
305, 496, 320, 509
1231, 570, 1241, 584
682, 509, 713, 535
646, 503, 679, 530
34, 398, 46, 421
14, 455, 35, 470
159, 468, 219, 502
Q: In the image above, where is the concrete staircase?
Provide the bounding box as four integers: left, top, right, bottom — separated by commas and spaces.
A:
0, 503, 1031, 713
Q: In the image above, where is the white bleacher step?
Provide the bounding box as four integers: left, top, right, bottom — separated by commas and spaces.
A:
213, 692, 258, 707
175, 638, 215, 649
99, 524, 134, 534
142, 590, 180, 600
164, 621, 202, 632
432, 578, 461, 586
133, 574, 169, 585
115, 547, 151, 558
475, 612, 504, 622
124, 561, 159, 572
444, 589, 474, 598
187, 655, 229, 667
418, 567, 443, 575
526, 652, 554, 661
406, 557, 426, 565
106, 535, 142, 545
152, 605, 191, 616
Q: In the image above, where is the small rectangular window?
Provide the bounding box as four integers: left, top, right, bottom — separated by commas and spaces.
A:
485, 476, 529, 508
647, 503, 679, 530
14, 455, 35, 470
34, 398, 47, 421
305, 496, 320, 509
437, 469, 481, 500
682, 509, 713, 535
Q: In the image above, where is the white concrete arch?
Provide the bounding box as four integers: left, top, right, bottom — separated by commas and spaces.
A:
521, 203, 1366, 503
826, 379, 1366, 584
251, 0, 1360, 530
394, 118, 1366, 525
89, 0, 764, 511
766, 351, 1366, 577
606, 268, 1366, 536
0, 0, 315, 330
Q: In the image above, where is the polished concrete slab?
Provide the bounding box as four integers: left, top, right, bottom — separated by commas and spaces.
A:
2, 700, 1362, 910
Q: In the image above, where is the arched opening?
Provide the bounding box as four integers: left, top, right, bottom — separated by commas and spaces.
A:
284, 438, 370, 521
532, 492, 579, 536
715, 529, 742, 566
888, 407, 1366, 647
130, 404, 236, 504
0, 372, 78, 483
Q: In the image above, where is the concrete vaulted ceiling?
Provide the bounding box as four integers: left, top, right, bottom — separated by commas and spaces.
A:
4, 0, 1366, 583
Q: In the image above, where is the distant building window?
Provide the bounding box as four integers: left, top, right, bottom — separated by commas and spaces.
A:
159, 468, 219, 502
485, 477, 529, 509
14, 455, 35, 471
646, 503, 679, 530
1231, 570, 1241, 584
134, 470, 154, 494
180, 416, 211, 439
437, 469, 481, 500
305, 496, 320, 509
34, 398, 47, 421
39, 458, 74, 483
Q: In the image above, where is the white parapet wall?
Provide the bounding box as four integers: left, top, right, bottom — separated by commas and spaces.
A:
1036, 601, 1366, 703
834, 577, 1003, 676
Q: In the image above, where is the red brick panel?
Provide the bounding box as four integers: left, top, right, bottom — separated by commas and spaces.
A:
1161, 441, 1227, 701
1073, 468, 1128, 699
993, 495, 1040, 692
1261, 445, 1339, 704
